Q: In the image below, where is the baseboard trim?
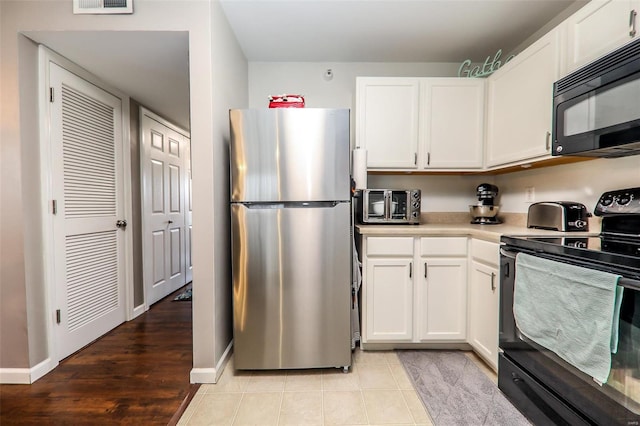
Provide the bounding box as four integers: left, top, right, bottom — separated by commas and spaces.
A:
189, 340, 233, 384
29, 357, 57, 383
131, 303, 146, 320
0, 357, 56, 384
0, 368, 31, 384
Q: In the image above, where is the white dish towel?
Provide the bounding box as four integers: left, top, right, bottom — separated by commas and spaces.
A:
514, 253, 624, 384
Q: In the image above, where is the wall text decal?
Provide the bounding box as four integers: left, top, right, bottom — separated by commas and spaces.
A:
458, 49, 515, 78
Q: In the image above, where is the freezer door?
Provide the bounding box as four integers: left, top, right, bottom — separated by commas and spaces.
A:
231, 202, 352, 369
230, 108, 350, 202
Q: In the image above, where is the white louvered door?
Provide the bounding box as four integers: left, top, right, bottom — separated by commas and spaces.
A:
140, 112, 188, 305
49, 63, 126, 360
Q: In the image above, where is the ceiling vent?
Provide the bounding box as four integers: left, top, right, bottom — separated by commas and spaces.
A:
73, 0, 133, 14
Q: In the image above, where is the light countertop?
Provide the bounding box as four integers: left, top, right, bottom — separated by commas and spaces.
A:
356, 212, 599, 243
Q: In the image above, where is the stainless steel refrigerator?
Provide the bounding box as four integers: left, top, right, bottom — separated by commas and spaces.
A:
229, 108, 352, 371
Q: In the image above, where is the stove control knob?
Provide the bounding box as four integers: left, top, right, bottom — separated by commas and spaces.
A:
412, 211, 419, 218
617, 193, 631, 206
412, 201, 420, 209
600, 195, 614, 206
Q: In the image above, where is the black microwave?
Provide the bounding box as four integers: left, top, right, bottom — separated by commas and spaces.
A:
552, 37, 640, 158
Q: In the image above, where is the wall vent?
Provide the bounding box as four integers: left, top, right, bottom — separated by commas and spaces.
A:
73, 0, 133, 14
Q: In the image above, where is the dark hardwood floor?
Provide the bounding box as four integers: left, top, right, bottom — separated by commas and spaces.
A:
0, 285, 197, 425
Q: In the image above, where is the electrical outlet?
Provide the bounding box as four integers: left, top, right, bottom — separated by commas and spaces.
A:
525, 187, 535, 203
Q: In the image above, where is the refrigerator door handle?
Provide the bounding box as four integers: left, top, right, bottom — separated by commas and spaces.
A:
240, 201, 345, 209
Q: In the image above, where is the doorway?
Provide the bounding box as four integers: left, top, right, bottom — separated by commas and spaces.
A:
30, 31, 191, 367
140, 107, 192, 306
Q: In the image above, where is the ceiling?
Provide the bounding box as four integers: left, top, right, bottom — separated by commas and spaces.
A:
219, 0, 584, 62
24, 1, 585, 131
25, 31, 191, 130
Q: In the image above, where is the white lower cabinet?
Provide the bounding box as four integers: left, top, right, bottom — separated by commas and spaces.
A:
468, 239, 500, 371
365, 258, 414, 341
362, 236, 467, 344
416, 238, 468, 341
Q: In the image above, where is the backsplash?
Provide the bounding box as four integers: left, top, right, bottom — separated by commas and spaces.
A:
367, 155, 638, 215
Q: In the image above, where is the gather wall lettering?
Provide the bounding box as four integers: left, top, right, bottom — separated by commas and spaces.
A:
458, 49, 515, 78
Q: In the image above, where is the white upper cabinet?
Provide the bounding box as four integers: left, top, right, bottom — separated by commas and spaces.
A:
485, 28, 562, 168
421, 79, 485, 170
356, 77, 420, 169
356, 77, 485, 171
565, 0, 640, 73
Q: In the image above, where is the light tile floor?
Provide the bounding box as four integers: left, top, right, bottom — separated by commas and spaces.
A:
178, 349, 497, 426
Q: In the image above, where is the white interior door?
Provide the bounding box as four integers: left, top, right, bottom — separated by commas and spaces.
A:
49, 63, 127, 361
141, 110, 190, 305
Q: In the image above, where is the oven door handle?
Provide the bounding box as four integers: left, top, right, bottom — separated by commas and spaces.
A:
501, 247, 640, 290
500, 248, 517, 259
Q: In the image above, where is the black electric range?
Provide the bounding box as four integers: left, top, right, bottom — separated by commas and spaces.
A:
499, 187, 640, 426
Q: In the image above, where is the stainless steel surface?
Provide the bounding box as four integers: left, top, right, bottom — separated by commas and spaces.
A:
358, 189, 421, 224
230, 108, 350, 203
469, 205, 500, 218
527, 201, 589, 231
231, 202, 351, 369
527, 202, 566, 230
229, 108, 352, 370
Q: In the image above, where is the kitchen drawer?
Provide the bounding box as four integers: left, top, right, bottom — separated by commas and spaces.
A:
420, 237, 467, 257
366, 237, 414, 256
471, 239, 500, 266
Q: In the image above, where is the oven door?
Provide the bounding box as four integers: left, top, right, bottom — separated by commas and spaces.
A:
499, 247, 640, 425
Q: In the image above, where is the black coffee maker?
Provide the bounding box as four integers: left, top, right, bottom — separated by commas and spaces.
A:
470, 183, 501, 224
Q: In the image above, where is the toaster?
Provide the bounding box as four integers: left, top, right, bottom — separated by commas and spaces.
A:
527, 202, 590, 231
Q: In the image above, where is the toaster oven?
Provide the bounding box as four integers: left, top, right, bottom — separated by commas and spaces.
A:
356, 189, 421, 224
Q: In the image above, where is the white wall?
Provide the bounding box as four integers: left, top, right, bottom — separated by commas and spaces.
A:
1, 0, 246, 382
249, 61, 640, 215
368, 174, 497, 213
496, 156, 640, 213
249, 62, 461, 109
248, 61, 489, 211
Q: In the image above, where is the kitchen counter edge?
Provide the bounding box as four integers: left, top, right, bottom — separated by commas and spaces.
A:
355, 223, 596, 244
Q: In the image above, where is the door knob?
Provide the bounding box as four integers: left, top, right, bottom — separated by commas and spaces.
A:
116, 219, 128, 229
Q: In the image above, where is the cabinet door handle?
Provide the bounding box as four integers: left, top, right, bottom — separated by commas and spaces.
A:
409, 262, 413, 278
414, 152, 418, 165
545, 131, 551, 151
491, 272, 496, 292
424, 262, 428, 278
630, 9, 637, 37
427, 152, 431, 166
